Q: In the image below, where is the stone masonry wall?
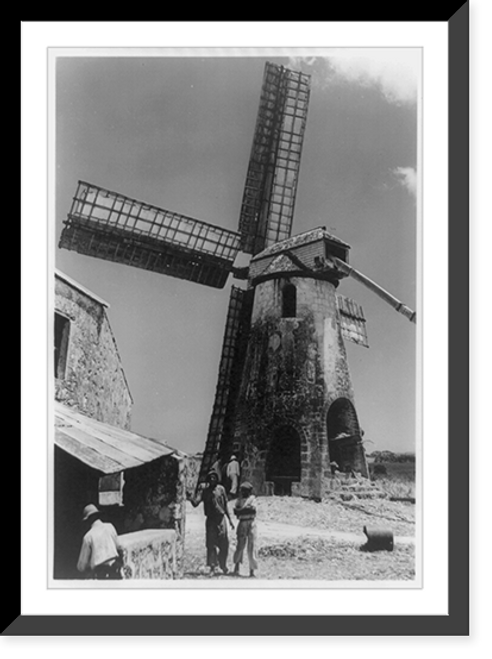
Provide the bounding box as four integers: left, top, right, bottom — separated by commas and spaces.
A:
54, 276, 132, 429
119, 454, 185, 577
119, 529, 178, 579
233, 275, 365, 498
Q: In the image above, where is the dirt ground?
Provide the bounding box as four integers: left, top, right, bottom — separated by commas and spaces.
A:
182, 496, 416, 582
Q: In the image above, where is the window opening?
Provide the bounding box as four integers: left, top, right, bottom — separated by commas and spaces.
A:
54, 313, 70, 379
282, 283, 297, 318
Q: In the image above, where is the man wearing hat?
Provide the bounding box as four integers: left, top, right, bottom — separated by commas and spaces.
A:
225, 454, 241, 498
77, 504, 123, 579
192, 471, 234, 575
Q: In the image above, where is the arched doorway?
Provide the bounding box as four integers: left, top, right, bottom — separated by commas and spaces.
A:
326, 398, 366, 475
265, 425, 301, 495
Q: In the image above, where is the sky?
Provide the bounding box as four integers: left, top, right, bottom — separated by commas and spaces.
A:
54, 50, 420, 456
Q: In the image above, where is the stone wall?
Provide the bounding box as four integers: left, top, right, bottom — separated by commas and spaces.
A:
119, 529, 178, 579
54, 275, 132, 429
117, 454, 186, 577
233, 274, 367, 498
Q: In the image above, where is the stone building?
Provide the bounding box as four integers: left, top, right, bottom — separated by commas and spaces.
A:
53, 270, 186, 580
55, 270, 133, 428
231, 228, 368, 499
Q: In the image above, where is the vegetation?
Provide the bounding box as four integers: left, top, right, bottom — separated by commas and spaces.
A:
367, 450, 416, 463
368, 458, 416, 500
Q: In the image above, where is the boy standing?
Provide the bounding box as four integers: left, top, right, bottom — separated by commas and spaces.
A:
233, 482, 258, 578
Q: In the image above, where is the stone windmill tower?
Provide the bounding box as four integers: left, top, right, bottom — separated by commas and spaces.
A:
231, 229, 364, 499
59, 61, 415, 499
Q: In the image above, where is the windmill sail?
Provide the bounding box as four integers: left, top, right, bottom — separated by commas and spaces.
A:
59, 181, 241, 289
196, 286, 253, 489
239, 62, 311, 256
337, 294, 369, 348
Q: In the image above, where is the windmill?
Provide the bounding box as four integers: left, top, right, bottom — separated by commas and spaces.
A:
59, 61, 415, 499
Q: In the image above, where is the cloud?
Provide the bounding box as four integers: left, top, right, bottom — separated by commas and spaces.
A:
289, 49, 420, 105
392, 167, 417, 197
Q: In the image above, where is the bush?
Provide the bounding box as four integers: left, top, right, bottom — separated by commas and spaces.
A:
374, 476, 415, 500
369, 460, 415, 500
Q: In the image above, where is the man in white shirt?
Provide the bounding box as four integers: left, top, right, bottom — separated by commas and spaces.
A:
77, 504, 123, 579
226, 454, 241, 498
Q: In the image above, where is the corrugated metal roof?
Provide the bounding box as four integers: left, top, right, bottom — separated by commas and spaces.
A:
54, 402, 177, 474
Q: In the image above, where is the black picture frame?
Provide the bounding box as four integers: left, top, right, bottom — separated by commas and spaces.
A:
13, 8, 469, 636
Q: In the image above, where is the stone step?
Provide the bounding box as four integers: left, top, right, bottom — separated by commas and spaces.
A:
328, 478, 377, 487
335, 491, 388, 501
341, 484, 377, 491
329, 484, 380, 492
324, 476, 388, 501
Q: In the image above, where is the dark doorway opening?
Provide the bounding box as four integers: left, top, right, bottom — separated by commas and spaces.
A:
53, 447, 99, 579
265, 425, 301, 495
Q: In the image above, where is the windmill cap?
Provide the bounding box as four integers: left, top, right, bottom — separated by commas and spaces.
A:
82, 504, 99, 521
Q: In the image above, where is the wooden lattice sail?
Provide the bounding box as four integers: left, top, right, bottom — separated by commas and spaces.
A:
238, 63, 311, 256
60, 181, 241, 289
197, 286, 253, 487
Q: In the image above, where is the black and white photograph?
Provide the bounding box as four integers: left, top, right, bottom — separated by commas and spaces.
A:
14, 6, 477, 642
50, 49, 420, 587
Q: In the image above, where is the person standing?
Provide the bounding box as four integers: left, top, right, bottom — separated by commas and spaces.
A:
233, 482, 258, 578
226, 454, 241, 498
77, 504, 123, 579
192, 471, 234, 575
